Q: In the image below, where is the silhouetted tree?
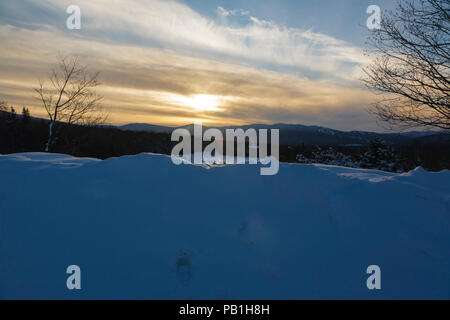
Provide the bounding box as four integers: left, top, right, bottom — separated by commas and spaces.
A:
22, 107, 30, 124
360, 138, 404, 172
363, 0, 450, 130
9, 107, 16, 120
34, 55, 107, 152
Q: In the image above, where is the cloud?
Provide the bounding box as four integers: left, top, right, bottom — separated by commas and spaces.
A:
217, 7, 249, 17
0, 0, 369, 80
0, 23, 379, 130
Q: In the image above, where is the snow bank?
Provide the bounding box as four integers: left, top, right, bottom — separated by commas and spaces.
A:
0, 152, 449, 299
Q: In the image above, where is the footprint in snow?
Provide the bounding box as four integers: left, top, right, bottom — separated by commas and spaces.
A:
176, 250, 192, 286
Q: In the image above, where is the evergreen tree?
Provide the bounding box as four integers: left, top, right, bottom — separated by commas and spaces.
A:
296, 154, 310, 164
22, 107, 30, 124
9, 107, 16, 120
359, 138, 404, 172
297, 146, 359, 168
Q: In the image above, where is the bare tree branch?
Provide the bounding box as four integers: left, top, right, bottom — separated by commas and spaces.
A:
362, 0, 450, 130
34, 55, 108, 151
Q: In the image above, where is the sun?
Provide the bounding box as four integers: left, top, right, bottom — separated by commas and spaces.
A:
186, 94, 221, 111
166, 93, 223, 112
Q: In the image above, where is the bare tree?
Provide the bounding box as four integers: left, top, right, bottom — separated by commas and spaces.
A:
363, 0, 450, 130
35, 55, 107, 152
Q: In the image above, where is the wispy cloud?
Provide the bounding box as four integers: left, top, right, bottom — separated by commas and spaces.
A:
0, 0, 379, 130
217, 7, 250, 17
0, 24, 377, 130
0, 0, 368, 79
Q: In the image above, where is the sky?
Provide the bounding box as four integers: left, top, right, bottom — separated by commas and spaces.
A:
0, 0, 398, 131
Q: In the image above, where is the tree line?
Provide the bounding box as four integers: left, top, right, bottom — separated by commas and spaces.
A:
0, 0, 448, 171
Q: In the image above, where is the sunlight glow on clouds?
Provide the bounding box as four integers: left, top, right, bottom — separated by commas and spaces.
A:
1, 0, 369, 78
0, 0, 379, 130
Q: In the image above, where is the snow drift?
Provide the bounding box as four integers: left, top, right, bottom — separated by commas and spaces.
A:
0, 152, 449, 299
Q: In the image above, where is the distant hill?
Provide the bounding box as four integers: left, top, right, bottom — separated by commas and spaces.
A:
119, 122, 447, 147
119, 123, 174, 134
1, 110, 449, 171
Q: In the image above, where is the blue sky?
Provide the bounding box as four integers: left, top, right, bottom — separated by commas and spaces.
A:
182, 0, 396, 45
0, 0, 397, 131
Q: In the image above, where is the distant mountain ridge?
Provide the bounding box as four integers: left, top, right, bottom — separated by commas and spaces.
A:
118, 122, 448, 146
119, 123, 174, 133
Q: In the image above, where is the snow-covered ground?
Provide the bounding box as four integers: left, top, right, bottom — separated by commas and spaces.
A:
0, 152, 449, 299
